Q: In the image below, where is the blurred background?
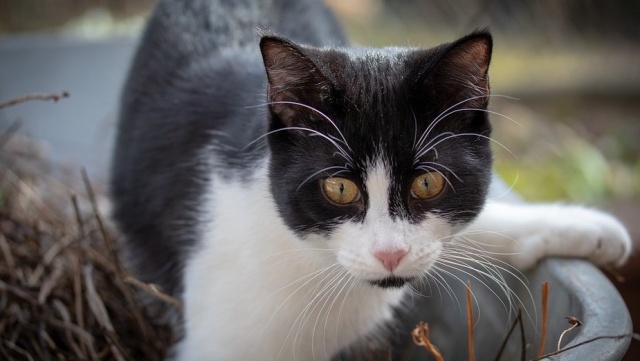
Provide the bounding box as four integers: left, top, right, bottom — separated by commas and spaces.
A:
1, 0, 639, 358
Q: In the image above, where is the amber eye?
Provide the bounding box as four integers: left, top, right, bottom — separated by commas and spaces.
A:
411, 172, 446, 199
322, 177, 360, 204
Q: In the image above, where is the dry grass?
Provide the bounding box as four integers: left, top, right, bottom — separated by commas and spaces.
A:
0, 135, 175, 360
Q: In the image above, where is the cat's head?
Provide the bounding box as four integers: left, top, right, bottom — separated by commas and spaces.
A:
260, 32, 493, 288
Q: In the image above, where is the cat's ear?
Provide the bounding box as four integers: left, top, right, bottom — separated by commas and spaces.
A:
260, 36, 331, 127
428, 32, 492, 108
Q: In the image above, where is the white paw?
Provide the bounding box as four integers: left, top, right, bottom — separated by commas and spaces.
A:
509, 204, 632, 269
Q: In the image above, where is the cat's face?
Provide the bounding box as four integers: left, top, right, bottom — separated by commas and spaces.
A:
261, 33, 493, 288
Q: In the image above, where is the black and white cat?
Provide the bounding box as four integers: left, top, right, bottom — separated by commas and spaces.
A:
110, 0, 632, 360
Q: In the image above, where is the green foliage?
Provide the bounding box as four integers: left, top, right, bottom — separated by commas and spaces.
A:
495, 135, 639, 204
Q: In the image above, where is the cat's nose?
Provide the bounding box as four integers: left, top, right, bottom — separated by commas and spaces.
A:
374, 249, 407, 272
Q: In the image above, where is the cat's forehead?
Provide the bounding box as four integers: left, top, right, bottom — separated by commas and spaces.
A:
343, 46, 417, 63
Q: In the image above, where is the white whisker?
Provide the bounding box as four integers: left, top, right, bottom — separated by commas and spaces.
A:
414, 94, 518, 152
415, 165, 456, 192
296, 165, 349, 192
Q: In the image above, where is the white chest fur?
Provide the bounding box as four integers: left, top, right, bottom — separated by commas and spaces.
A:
176, 166, 405, 361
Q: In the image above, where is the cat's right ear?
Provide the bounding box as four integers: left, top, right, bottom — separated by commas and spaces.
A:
260, 36, 331, 127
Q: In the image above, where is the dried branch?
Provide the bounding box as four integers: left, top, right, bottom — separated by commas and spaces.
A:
412, 321, 444, 361
493, 307, 525, 361
0, 151, 175, 360
124, 276, 183, 308
466, 280, 475, 361
0, 91, 69, 109
557, 316, 582, 351
529, 334, 639, 361
518, 305, 526, 361
537, 281, 549, 357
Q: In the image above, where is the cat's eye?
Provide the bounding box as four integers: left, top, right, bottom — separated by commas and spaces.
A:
411, 172, 446, 200
323, 177, 360, 204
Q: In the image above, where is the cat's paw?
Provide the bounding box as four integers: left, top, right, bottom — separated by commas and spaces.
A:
508, 204, 632, 269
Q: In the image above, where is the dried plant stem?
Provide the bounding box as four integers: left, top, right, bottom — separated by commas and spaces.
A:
466, 281, 475, 361
80, 168, 151, 342
493, 307, 524, 361
124, 277, 183, 308
0, 91, 69, 109
411, 322, 444, 361
529, 334, 639, 361
1, 140, 175, 360
557, 317, 582, 351
518, 306, 526, 361
537, 281, 549, 357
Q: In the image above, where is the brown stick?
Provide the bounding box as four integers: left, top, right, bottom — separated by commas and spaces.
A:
537, 281, 549, 357
123, 276, 183, 308
557, 317, 582, 351
467, 280, 475, 361
518, 306, 526, 361
412, 322, 444, 361
493, 307, 524, 361
529, 334, 639, 361
0, 91, 69, 109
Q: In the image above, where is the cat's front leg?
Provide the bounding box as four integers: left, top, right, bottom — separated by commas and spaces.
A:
459, 201, 633, 269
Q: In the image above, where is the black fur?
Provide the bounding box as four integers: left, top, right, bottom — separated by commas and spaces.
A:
111, 0, 493, 302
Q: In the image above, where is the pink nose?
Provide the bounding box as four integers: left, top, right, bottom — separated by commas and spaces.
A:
374, 249, 407, 271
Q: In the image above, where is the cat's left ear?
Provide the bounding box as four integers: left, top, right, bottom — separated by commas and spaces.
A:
428, 31, 492, 108
260, 36, 331, 127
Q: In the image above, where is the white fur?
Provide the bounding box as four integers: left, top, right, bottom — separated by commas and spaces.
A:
461, 201, 632, 269
176, 160, 632, 361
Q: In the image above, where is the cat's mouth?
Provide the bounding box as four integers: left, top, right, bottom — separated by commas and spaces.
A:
367, 276, 415, 288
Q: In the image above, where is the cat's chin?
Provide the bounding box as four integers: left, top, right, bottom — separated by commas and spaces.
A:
367, 276, 415, 289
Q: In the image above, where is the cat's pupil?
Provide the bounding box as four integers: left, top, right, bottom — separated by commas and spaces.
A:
339, 183, 345, 194
423, 178, 429, 188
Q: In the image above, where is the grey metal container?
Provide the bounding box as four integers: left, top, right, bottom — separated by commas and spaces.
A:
392, 258, 632, 361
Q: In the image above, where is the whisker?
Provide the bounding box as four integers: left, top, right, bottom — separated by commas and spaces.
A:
437, 250, 536, 326
436, 257, 512, 317
415, 131, 455, 160
415, 161, 463, 183
261, 263, 340, 339
333, 274, 358, 351
416, 132, 517, 161
489, 171, 521, 201
319, 272, 354, 360
429, 264, 483, 320
414, 94, 518, 151
415, 165, 456, 192
294, 268, 347, 359
244, 126, 353, 164
246, 101, 352, 151
296, 166, 349, 192
278, 266, 343, 361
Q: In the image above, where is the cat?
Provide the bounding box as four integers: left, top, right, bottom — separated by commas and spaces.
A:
109, 0, 632, 360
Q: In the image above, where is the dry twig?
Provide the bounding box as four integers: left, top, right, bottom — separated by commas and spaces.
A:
537, 281, 549, 357
557, 316, 582, 351
493, 306, 526, 361
412, 321, 444, 361
466, 280, 475, 361
529, 333, 639, 361
0, 91, 69, 109
0, 139, 176, 360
